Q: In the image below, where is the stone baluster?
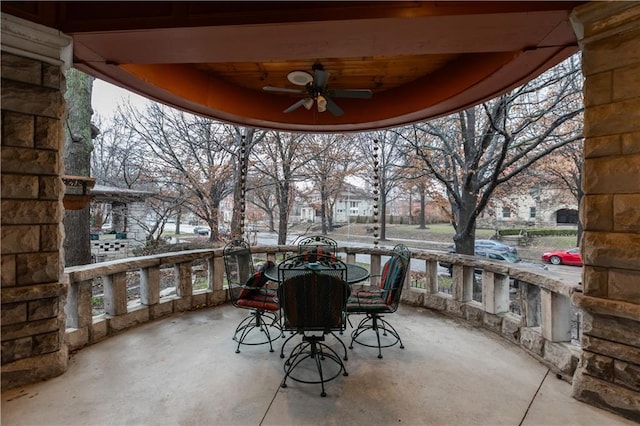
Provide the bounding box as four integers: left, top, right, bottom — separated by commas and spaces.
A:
140, 266, 160, 306
369, 252, 382, 287
425, 260, 438, 294
541, 288, 572, 342
65, 279, 93, 329
482, 271, 510, 314
346, 252, 356, 265
452, 265, 474, 303
175, 262, 193, 297
522, 282, 541, 327
211, 256, 224, 292
103, 272, 127, 316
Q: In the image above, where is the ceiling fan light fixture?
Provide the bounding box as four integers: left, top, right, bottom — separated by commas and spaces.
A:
287, 70, 313, 86
317, 95, 327, 112
302, 98, 314, 110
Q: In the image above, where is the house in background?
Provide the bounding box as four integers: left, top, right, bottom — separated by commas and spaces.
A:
292, 184, 375, 225
89, 185, 154, 261
478, 185, 579, 229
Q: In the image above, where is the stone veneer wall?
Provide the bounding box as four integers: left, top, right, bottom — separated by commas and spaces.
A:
570, 2, 640, 421
1, 16, 72, 389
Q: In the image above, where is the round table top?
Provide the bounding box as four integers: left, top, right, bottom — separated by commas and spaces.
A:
264, 262, 370, 285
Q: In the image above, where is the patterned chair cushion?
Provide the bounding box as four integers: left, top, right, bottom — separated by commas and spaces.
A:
383, 257, 406, 304
347, 255, 406, 311
239, 260, 275, 299
236, 290, 279, 312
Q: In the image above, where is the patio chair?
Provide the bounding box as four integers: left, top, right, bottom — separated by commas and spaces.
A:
223, 239, 281, 353
278, 254, 350, 397
296, 235, 338, 261
347, 243, 411, 358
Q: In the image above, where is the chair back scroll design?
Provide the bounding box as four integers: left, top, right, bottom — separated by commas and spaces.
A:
224, 239, 256, 305
223, 239, 280, 353
296, 235, 338, 260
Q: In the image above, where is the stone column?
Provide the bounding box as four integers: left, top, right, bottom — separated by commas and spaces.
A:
127, 201, 148, 245
570, 3, 640, 421
1, 14, 73, 390
111, 201, 126, 234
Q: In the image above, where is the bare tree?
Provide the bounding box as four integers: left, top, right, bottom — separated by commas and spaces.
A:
120, 103, 234, 242
251, 131, 311, 244
90, 113, 146, 189
302, 133, 359, 234
246, 174, 278, 232
404, 54, 583, 254
219, 126, 267, 239
531, 140, 584, 244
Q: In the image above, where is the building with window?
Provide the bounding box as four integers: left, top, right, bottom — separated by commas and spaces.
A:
478, 186, 579, 228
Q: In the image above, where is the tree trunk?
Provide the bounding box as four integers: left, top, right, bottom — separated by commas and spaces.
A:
277, 204, 289, 244
268, 211, 275, 233
63, 69, 94, 267
408, 191, 413, 225
175, 208, 181, 235
277, 181, 290, 245
320, 183, 328, 234
418, 184, 426, 229
453, 192, 477, 255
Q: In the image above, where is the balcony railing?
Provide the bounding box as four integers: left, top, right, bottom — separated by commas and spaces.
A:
63, 245, 583, 379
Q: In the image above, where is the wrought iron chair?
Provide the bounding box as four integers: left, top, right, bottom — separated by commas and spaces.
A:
347, 243, 411, 358
296, 235, 338, 261
278, 254, 350, 397
223, 239, 281, 353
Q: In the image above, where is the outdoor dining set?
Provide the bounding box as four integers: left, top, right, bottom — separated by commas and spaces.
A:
223, 236, 411, 397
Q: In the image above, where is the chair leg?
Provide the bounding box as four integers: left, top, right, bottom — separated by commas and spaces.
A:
280, 336, 347, 397
280, 332, 300, 359
329, 331, 349, 361
233, 310, 281, 353
349, 313, 404, 358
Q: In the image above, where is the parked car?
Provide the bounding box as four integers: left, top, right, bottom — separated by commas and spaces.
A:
474, 239, 518, 255
439, 249, 521, 273
193, 226, 211, 236
447, 239, 518, 256
541, 248, 582, 266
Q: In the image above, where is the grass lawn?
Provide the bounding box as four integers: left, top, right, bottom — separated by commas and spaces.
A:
326, 222, 578, 262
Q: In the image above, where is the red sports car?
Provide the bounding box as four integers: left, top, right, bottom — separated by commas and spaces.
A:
541, 248, 583, 266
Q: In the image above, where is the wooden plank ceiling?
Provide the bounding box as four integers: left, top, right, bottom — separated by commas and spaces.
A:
2, 1, 585, 132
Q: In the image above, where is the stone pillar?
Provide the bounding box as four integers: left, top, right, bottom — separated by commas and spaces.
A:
111, 201, 126, 234
570, 3, 640, 421
127, 201, 148, 245
1, 14, 72, 390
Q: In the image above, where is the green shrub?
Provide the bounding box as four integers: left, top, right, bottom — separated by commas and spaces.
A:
497, 228, 577, 237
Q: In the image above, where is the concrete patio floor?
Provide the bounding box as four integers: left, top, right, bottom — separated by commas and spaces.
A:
1, 304, 634, 426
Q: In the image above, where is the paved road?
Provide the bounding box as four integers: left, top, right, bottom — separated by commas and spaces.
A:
255, 231, 582, 283
160, 227, 580, 284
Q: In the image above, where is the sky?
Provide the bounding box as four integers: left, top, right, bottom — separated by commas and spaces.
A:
91, 79, 150, 119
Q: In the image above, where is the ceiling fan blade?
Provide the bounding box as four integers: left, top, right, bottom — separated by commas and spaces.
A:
325, 96, 344, 117
314, 69, 329, 89
283, 98, 309, 113
328, 89, 372, 99
263, 86, 306, 94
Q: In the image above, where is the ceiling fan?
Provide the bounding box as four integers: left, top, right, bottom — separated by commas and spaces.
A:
263, 63, 372, 117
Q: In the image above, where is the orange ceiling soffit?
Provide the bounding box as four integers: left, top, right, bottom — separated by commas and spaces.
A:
2, 1, 585, 132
